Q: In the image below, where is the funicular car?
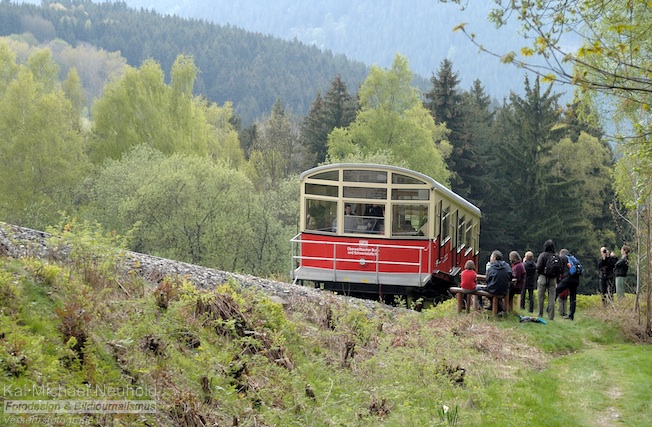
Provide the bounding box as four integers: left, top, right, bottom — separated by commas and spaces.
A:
291, 163, 481, 303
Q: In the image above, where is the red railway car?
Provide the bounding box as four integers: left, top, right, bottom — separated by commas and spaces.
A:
291, 163, 481, 302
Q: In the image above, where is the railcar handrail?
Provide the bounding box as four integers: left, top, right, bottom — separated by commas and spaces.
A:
290, 234, 426, 285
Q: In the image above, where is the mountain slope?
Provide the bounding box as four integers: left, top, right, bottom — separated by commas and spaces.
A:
115, 0, 551, 99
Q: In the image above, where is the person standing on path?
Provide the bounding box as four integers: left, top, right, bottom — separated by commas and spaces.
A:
614, 245, 630, 300
536, 239, 559, 320
521, 251, 537, 313
556, 248, 581, 320
598, 246, 617, 306
509, 251, 526, 313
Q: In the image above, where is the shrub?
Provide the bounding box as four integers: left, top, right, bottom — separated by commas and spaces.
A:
0, 270, 20, 314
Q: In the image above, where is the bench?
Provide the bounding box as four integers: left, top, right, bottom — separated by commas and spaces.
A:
449, 287, 509, 317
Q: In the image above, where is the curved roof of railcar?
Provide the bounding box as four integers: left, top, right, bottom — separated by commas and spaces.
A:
301, 163, 481, 217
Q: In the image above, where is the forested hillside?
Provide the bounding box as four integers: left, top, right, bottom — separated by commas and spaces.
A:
1, 0, 372, 123
111, 0, 537, 101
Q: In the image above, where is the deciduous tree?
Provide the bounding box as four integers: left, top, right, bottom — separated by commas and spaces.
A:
327, 54, 452, 185
81, 145, 294, 276
0, 45, 88, 229
91, 55, 242, 164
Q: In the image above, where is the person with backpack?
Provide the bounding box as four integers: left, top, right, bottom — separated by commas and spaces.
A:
536, 239, 561, 320
521, 251, 537, 313
614, 245, 630, 300
598, 246, 618, 306
556, 248, 581, 320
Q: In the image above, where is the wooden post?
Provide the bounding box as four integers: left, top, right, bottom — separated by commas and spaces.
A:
456, 292, 464, 313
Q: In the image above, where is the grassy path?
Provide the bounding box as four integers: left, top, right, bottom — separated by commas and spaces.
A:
466, 307, 652, 427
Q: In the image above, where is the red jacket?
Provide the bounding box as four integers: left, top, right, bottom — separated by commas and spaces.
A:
511, 261, 526, 290
460, 269, 477, 291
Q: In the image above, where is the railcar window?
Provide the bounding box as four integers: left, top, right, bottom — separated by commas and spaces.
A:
465, 220, 474, 249
356, 203, 385, 234
340, 204, 361, 233
343, 186, 387, 199
391, 204, 428, 237
449, 209, 458, 249
391, 188, 429, 200
309, 170, 339, 181
434, 200, 441, 238
458, 216, 466, 250
305, 183, 338, 197
391, 173, 423, 185
441, 205, 451, 243
343, 170, 387, 183
305, 199, 337, 232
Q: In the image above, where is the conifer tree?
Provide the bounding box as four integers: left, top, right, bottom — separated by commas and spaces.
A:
505, 76, 564, 246
301, 75, 356, 167
301, 92, 330, 166
424, 59, 474, 197
248, 99, 304, 190
459, 79, 495, 208
324, 74, 356, 130
476, 99, 520, 256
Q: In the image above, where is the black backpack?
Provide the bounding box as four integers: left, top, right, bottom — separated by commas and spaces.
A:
543, 253, 562, 277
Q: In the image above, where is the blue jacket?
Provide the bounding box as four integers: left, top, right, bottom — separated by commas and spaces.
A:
558, 254, 580, 286
486, 260, 513, 296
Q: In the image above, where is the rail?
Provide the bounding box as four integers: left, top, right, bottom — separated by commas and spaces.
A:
290, 234, 428, 285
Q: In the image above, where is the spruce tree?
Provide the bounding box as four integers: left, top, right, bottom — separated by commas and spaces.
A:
301, 92, 330, 166
424, 59, 474, 197
301, 75, 356, 167
460, 79, 495, 208
504, 76, 564, 249
324, 75, 356, 130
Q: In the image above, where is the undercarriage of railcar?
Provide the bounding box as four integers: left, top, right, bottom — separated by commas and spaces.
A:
293, 273, 458, 308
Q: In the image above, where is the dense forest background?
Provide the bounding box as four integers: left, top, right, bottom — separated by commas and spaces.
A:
0, 0, 630, 295
109, 0, 537, 102
12, 0, 573, 121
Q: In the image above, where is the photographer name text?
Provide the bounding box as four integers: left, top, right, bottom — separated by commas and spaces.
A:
3, 384, 155, 399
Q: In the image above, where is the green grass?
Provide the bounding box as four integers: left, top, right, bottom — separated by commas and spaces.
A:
1, 242, 651, 426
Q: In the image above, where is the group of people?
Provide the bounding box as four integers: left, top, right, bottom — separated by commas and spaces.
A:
459, 239, 631, 320
459, 249, 522, 315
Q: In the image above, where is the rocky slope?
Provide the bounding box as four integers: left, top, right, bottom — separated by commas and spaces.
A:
0, 223, 390, 314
